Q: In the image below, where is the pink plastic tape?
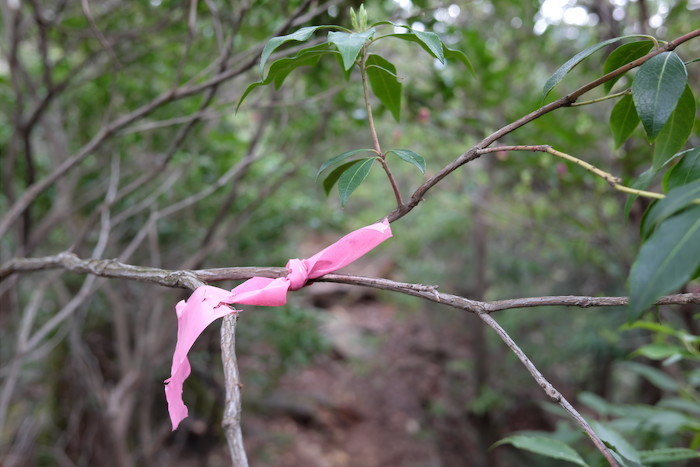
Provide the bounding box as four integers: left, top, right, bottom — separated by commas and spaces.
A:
165, 219, 392, 429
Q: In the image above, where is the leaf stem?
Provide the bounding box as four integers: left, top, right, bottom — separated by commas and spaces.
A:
476, 145, 700, 203
387, 28, 700, 223
360, 46, 403, 207
569, 89, 631, 107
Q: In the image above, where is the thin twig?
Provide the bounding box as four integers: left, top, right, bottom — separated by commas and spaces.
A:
360, 45, 403, 207
386, 28, 700, 223
0, 0, 331, 240
477, 312, 620, 466
570, 89, 631, 106
475, 145, 692, 202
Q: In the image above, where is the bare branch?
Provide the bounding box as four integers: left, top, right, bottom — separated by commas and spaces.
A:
477, 312, 620, 466
221, 314, 248, 467
3, 254, 699, 312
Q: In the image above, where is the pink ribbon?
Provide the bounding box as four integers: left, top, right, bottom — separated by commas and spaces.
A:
165, 219, 392, 430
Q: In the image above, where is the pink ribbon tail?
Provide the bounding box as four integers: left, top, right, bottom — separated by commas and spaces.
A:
165, 218, 392, 429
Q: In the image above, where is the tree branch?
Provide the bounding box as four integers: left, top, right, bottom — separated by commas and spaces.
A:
221, 314, 249, 467
3, 253, 699, 311
387, 28, 700, 223
477, 312, 620, 465
0, 0, 330, 241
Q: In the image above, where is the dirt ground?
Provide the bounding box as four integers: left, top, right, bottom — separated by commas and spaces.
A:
234, 297, 555, 467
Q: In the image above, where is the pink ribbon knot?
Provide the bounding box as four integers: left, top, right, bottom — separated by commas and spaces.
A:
165, 219, 392, 430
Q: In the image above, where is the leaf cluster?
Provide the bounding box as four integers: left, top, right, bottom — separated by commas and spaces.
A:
542, 35, 699, 318
239, 19, 473, 206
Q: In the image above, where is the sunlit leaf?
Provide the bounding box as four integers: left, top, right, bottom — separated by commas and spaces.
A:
629, 205, 700, 317
328, 28, 376, 70
610, 94, 640, 149
337, 157, 377, 206
632, 51, 688, 140
641, 179, 700, 238
542, 35, 642, 102
603, 40, 654, 93
653, 85, 695, 169
665, 147, 700, 191
386, 149, 426, 174
366, 54, 402, 121
317, 148, 374, 179
492, 435, 587, 466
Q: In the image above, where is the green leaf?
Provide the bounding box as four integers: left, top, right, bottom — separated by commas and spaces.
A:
633, 343, 684, 360
627, 320, 678, 335
322, 160, 359, 195
666, 147, 700, 191
624, 362, 680, 392
624, 167, 656, 220
610, 94, 640, 149
260, 26, 331, 77
238, 45, 333, 110
604, 41, 654, 93
328, 28, 375, 70
640, 448, 700, 464
641, 179, 700, 238
389, 29, 447, 62
444, 46, 476, 77
237, 82, 264, 111
578, 391, 614, 416
369, 20, 397, 28
542, 35, 642, 102
389, 33, 442, 58
492, 435, 587, 466
590, 421, 642, 465
632, 51, 688, 140
366, 54, 402, 122
267, 47, 329, 89
388, 32, 474, 75
386, 149, 426, 174
316, 148, 374, 179
337, 157, 376, 206
629, 205, 700, 317
412, 30, 446, 63
653, 85, 695, 169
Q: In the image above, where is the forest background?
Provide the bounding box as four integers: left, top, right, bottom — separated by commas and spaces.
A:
1, 0, 699, 466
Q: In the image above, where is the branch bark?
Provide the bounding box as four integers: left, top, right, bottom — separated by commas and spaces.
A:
3, 252, 699, 312
221, 314, 249, 467
387, 28, 700, 223
477, 312, 620, 466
